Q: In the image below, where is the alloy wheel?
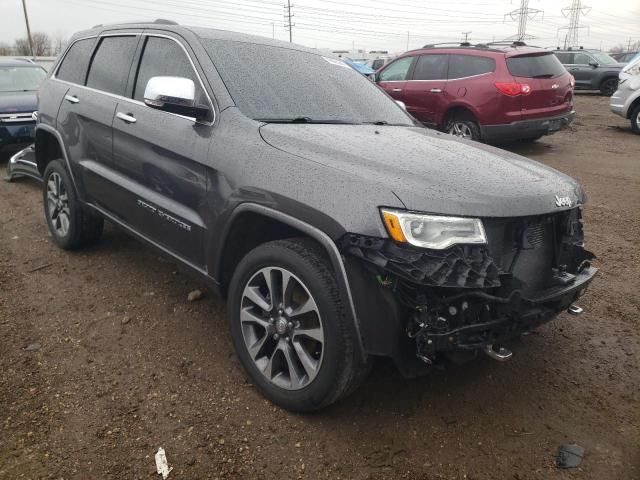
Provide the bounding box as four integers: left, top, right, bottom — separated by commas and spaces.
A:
46, 172, 71, 237
240, 267, 324, 390
448, 121, 473, 139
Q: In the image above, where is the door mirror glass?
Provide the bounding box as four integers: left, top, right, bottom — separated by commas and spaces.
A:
144, 76, 209, 120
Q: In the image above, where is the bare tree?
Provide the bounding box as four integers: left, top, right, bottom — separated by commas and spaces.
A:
14, 31, 52, 56
0, 43, 12, 56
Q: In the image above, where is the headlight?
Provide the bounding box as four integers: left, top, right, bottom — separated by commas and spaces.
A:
381, 209, 487, 249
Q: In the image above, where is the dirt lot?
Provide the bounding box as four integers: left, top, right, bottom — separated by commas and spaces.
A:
1, 94, 638, 479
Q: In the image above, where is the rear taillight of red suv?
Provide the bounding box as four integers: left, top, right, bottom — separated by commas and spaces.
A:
494, 82, 531, 96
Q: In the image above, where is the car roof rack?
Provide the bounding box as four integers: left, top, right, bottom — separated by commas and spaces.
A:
421, 42, 475, 48
92, 18, 178, 28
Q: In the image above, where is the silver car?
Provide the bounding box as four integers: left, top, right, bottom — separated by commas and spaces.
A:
610, 57, 640, 134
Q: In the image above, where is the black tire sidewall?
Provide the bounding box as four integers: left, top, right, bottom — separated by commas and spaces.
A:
631, 105, 640, 134
43, 160, 80, 249
601, 78, 617, 96
447, 118, 481, 141
227, 240, 349, 412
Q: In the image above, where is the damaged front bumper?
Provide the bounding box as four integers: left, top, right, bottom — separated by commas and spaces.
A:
341, 208, 597, 375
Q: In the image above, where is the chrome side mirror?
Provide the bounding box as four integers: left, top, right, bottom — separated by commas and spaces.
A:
144, 76, 209, 120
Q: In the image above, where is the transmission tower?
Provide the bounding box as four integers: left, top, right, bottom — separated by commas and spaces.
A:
559, 0, 591, 48
505, 0, 543, 42
284, 0, 294, 43
462, 31, 472, 42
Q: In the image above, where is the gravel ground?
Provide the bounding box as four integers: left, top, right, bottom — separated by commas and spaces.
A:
1, 94, 638, 479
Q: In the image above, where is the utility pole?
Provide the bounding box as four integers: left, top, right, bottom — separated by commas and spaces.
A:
505, 0, 543, 42
406, 31, 410, 50
559, 0, 590, 48
284, 0, 294, 43
462, 31, 472, 43
272, 22, 275, 39
21, 0, 34, 57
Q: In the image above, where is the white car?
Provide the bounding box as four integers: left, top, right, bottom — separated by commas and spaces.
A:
610, 56, 640, 134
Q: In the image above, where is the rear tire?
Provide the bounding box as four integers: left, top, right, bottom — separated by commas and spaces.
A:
630, 104, 640, 135
43, 159, 103, 250
599, 77, 618, 96
227, 238, 371, 412
445, 113, 481, 141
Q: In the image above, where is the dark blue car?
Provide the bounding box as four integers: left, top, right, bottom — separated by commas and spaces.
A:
0, 59, 46, 156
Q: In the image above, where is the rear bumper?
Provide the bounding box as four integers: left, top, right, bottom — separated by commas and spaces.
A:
481, 110, 575, 142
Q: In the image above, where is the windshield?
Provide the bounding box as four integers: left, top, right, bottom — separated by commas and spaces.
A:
591, 52, 618, 65
506, 53, 566, 78
0, 66, 47, 92
202, 40, 413, 125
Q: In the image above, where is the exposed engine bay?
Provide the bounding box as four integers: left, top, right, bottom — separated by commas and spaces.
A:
341, 207, 597, 372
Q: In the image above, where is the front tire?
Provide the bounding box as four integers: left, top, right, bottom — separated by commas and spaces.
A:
43, 159, 103, 250
600, 77, 618, 96
227, 238, 370, 412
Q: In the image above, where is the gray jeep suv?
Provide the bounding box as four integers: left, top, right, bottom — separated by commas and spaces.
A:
35, 20, 597, 411
553, 48, 624, 96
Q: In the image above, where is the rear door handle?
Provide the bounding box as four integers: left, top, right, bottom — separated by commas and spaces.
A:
391, 88, 403, 92
116, 112, 137, 124
64, 94, 79, 104
430, 88, 443, 93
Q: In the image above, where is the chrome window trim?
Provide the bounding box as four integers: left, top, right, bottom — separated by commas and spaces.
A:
51, 31, 215, 125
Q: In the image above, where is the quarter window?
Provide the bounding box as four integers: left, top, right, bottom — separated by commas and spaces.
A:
86, 36, 138, 96
554, 52, 574, 64
412, 55, 448, 80
378, 57, 414, 82
133, 37, 205, 105
56, 38, 95, 84
448, 55, 495, 79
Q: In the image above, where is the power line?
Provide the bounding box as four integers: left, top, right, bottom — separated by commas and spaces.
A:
559, 0, 591, 48
505, 0, 543, 42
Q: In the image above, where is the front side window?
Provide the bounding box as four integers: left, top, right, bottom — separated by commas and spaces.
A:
56, 38, 95, 84
133, 36, 205, 105
202, 40, 413, 125
86, 36, 138, 96
448, 55, 495, 80
0, 66, 47, 92
573, 52, 593, 65
590, 52, 618, 65
378, 56, 414, 82
412, 55, 448, 80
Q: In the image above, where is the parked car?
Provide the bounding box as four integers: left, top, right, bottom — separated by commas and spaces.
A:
375, 42, 575, 143
365, 56, 392, 70
34, 21, 597, 411
552, 48, 624, 96
611, 51, 640, 64
0, 59, 47, 156
610, 56, 640, 134
5, 143, 40, 182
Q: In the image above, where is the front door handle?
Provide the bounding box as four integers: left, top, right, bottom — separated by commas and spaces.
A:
430, 88, 443, 93
391, 88, 403, 92
64, 94, 79, 104
116, 112, 137, 124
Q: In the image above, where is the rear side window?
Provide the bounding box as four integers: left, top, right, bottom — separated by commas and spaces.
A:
56, 38, 94, 84
506, 53, 566, 78
412, 55, 448, 80
86, 36, 138, 96
573, 52, 592, 65
554, 52, 573, 64
448, 55, 495, 79
378, 56, 413, 81
133, 37, 204, 104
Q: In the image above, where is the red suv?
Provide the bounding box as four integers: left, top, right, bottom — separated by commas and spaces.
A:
376, 42, 575, 142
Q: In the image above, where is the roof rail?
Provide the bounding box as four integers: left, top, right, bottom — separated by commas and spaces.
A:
421, 42, 475, 48
485, 40, 528, 47
92, 18, 178, 28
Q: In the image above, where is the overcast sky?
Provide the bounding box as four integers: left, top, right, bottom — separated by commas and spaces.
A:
1, 0, 638, 53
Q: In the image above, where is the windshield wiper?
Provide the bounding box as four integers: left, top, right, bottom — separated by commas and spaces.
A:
532, 74, 555, 78
256, 116, 358, 124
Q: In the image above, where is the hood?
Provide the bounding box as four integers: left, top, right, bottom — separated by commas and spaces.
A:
0, 91, 38, 113
259, 124, 584, 218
